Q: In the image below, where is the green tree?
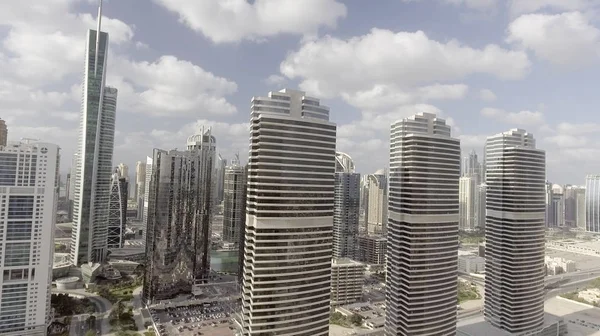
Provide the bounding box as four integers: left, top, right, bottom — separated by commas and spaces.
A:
84, 330, 96, 336
350, 314, 363, 326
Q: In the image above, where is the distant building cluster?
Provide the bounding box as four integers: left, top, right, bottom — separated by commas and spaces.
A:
545, 256, 576, 275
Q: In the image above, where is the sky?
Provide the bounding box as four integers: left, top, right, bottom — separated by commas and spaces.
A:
2, 0, 600, 185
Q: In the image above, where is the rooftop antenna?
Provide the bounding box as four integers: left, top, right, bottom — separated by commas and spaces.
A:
94, 0, 103, 77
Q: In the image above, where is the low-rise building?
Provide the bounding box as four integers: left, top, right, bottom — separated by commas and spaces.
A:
458, 255, 485, 274
545, 256, 577, 275
331, 258, 365, 306
357, 235, 386, 265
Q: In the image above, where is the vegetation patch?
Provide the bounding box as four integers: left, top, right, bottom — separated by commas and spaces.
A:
109, 301, 138, 334
459, 231, 484, 245
457, 281, 481, 303
329, 312, 363, 328
51, 293, 96, 316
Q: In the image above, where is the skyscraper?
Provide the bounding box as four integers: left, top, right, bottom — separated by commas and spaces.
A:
0, 141, 59, 335
143, 129, 215, 304
474, 183, 487, 230
142, 156, 152, 244
0, 118, 7, 146
366, 171, 387, 234
385, 112, 460, 336
586, 175, 600, 232
222, 155, 246, 244
333, 152, 360, 259
117, 163, 129, 198
575, 187, 587, 230
70, 1, 118, 265
135, 160, 146, 220
484, 129, 546, 334
459, 176, 475, 231
107, 170, 127, 249
240, 89, 336, 336
215, 155, 227, 206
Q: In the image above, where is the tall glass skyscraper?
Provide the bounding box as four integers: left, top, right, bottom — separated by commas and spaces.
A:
484, 129, 546, 334
70, 1, 118, 265
386, 113, 460, 336
586, 175, 600, 232
143, 129, 216, 304
239, 89, 336, 336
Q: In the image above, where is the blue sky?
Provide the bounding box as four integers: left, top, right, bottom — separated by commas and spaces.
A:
2, 0, 600, 184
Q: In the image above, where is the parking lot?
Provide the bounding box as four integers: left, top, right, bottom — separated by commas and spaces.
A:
150, 300, 238, 336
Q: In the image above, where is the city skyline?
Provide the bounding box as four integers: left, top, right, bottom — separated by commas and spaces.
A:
2, 1, 600, 185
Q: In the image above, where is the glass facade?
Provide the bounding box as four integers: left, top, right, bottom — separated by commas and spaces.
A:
586, 175, 600, 232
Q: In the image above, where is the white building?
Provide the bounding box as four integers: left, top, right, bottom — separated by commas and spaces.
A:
458, 255, 485, 274
134, 160, 145, 220
459, 176, 476, 231
586, 175, 600, 232
366, 171, 387, 235
331, 258, 365, 306
239, 89, 336, 336
386, 112, 461, 336
484, 129, 546, 334
545, 256, 576, 275
0, 141, 59, 335
70, 2, 117, 265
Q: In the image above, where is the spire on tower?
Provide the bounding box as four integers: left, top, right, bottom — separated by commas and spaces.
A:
94, 0, 103, 76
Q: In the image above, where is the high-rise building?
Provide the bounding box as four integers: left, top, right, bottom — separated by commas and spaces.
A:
239, 89, 336, 336
357, 235, 387, 265
586, 175, 600, 232
463, 149, 482, 184
142, 156, 152, 244
366, 171, 387, 235
135, 160, 146, 220
545, 181, 554, 228
576, 187, 586, 230
143, 129, 215, 304
474, 183, 487, 230
459, 176, 475, 231
331, 258, 365, 306
222, 155, 246, 244
0, 141, 59, 335
0, 118, 7, 146
386, 112, 460, 336
107, 170, 128, 249
551, 184, 565, 227
215, 155, 227, 206
70, 1, 117, 265
116, 163, 129, 199
484, 129, 546, 334
333, 152, 360, 259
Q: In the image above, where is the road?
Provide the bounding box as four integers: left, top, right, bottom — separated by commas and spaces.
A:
52, 289, 113, 336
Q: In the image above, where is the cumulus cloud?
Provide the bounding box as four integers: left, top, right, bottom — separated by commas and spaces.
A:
480, 107, 545, 126
479, 89, 497, 102
110, 55, 238, 117
153, 0, 347, 43
507, 11, 600, 66
508, 0, 595, 16
281, 29, 530, 99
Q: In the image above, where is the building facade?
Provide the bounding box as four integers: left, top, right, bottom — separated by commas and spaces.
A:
0, 119, 7, 146
484, 129, 546, 334
142, 156, 152, 244
333, 152, 360, 259
0, 141, 59, 335
134, 161, 145, 220
366, 171, 387, 235
240, 89, 336, 336
142, 130, 215, 305
459, 176, 475, 231
386, 113, 461, 336
70, 7, 117, 265
357, 235, 387, 265
222, 157, 246, 244
107, 171, 127, 249
331, 259, 365, 306
586, 175, 600, 232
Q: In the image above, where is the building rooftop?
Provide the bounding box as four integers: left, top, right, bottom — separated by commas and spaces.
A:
333, 258, 364, 266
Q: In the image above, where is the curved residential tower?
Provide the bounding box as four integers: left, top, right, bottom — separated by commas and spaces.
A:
484, 129, 546, 334
385, 113, 461, 336
240, 89, 336, 336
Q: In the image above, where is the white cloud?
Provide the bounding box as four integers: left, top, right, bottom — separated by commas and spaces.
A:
109, 55, 238, 117
481, 107, 545, 126
507, 11, 600, 66
153, 0, 347, 43
556, 122, 600, 135
508, 0, 595, 16
264, 74, 286, 86
479, 88, 497, 102
545, 134, 589, 148
444, 0, 498, 10
342, 84, 468, 111
281, 29, 530, 99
